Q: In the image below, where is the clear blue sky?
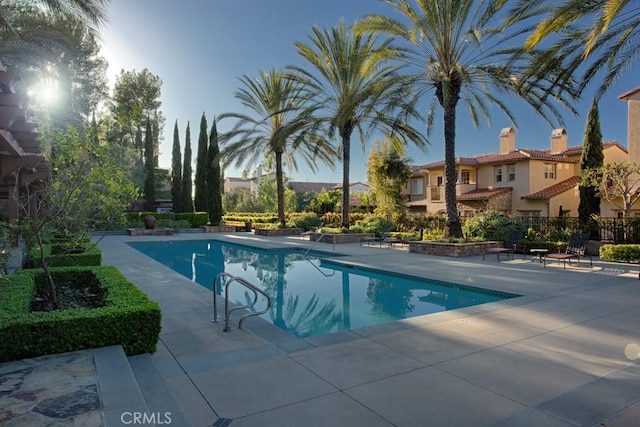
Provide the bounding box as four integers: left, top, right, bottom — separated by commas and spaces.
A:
100, 0, 638, 183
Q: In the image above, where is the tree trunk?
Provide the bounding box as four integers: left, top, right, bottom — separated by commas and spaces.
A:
341, 127, 352, 229
37, 236, 58, 310
443, 89, 462, 238
276, 150, 286, 226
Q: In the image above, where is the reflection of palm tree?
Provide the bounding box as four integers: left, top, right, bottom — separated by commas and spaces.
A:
277, 294, 342, 338
366, 278, 414, 319
341, 271, 351, 329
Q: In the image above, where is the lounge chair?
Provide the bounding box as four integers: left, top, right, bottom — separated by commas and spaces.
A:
483, 229, 525, 261
379, 231, 401, 248
543, 232, 592, 269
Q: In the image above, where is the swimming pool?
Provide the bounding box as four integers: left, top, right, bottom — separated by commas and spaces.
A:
129, 240, 518, 337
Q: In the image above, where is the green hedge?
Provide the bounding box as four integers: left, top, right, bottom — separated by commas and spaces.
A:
125, 211, 209, 227
29, 244, 102, 268
223, 212, 278, 224
0, 266, 161, 362
599, 244, 640, 263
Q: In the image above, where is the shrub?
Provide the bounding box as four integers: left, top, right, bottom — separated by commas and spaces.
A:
124, 211, 208, 228
599, 244, 640, 263
350, 216, 393, 236
287, 212, 322, 231
30, 244, 102, 268
463, 211, 524, 241
0, 266, 161, 362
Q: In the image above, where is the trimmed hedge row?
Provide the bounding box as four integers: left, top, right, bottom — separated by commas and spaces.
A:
30, 244, 102, 268
0, 266, 161, 362
599, 244, 640, 263
126, 211, 209, 227
223, 212, 278, 224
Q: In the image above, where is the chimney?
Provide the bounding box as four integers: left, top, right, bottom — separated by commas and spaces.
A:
550, 128, 567, 154
619, 87, 640, 164
500, 127, 516, 154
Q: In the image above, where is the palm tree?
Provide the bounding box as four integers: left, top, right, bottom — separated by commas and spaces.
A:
511, 0, 639, 99
220, 68, 336, 226
291, 21, 427, 229
355, 0, 575, 237
0, 0, 108, 43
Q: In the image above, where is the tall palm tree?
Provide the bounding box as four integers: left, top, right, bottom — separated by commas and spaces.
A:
220, 68, 336, 226
355, 0, 575, 237
291, 21, 428, 229
510, 0, 639, 99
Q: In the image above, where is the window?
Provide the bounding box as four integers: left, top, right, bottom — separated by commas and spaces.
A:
544, 164, 556, 179
508, 165, 516, 181
437, 176, 443, 186
410, 178, 423, 195
430, 187, 441, 201
495, 166, 503, 183
461, 170, 470, 184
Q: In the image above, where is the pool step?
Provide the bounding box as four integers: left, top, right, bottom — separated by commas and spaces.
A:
94, 345, 190, 427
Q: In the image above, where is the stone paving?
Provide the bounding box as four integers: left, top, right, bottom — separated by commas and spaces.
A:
0, 350, 102, 426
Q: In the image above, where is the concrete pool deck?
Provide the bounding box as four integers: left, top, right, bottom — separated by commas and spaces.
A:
3, 231, 640, 426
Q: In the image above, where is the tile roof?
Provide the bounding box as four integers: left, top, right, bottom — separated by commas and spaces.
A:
457, 187, 512, 201
619, 86, 640, 100
419, 141, 623, 169
287, 182, 336, 193
521, 176, 579, 200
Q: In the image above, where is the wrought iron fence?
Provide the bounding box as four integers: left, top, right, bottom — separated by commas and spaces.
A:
474, 216, 640, 244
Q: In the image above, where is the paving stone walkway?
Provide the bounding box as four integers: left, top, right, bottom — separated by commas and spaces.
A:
0, 350, 103, 426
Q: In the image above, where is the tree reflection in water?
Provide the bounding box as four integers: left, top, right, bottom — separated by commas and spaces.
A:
234, 251, 342, 337
366, 278, 414, 319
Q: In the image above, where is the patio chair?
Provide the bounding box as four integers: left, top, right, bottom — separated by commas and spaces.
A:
543, 232, 592, 269
483, 229, 525, 261
379, 231, 401, 248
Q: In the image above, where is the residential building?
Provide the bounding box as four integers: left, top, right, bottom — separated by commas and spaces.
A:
404, 87, 640, 218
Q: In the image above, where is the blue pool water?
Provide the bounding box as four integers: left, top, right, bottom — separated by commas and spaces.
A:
129, 240, 517, 338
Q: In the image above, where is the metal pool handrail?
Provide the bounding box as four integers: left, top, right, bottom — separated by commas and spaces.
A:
303, 231, 335, 256
212, 272, 271, 332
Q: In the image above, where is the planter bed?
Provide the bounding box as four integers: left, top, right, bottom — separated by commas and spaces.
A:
309, 232, 374, 244
254, 228, 303, 236
409, 241, 499, 257
126, 227, 174, 236
202, 225, 237, 233
0, 266, 161, 362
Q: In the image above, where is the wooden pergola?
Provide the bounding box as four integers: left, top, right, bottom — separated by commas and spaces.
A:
0, 62, 49, 221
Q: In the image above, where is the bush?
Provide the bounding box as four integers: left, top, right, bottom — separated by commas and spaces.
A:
30, 244, 102, 268
350, 216, 393, 237
0, 266, 161, 362
124, 211, 208, 228
463, 211, 525, 241
599, 244, 640, 263
287, 212, 322, 231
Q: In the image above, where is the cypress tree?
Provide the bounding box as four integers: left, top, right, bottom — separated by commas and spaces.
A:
194, 112, 209, 212
181, 122, 194, 212
170, 120, 182, 212
579, 99, 604, 238
207, 117, 223, 225
143, 117, 156, 212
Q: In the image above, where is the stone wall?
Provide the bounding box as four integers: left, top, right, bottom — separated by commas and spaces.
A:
309, 232, 374, 244
409, 241, 499, 257
254, 228, 303, 236
202, 225, 236, 233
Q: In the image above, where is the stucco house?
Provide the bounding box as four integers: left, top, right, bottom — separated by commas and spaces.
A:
404, 86, 640, 218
